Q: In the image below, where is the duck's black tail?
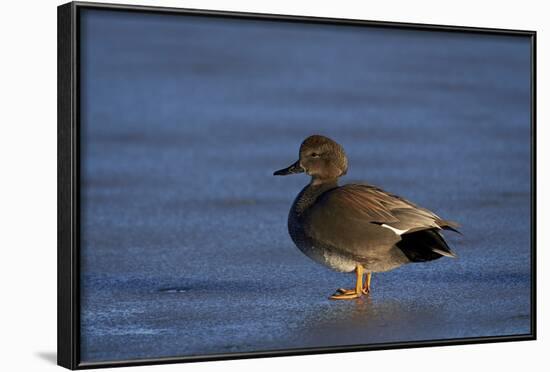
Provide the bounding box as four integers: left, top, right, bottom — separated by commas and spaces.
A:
396, 228, 457, 262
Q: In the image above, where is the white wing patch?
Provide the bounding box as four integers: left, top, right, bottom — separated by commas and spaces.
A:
381, 224, 409, 236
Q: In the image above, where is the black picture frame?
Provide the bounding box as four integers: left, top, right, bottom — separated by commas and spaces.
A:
58, 1, 537, 369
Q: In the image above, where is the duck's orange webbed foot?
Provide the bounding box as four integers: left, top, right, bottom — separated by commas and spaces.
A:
335, 288, 355, 295
330, 289, 362, 300
329, 265, 366, 300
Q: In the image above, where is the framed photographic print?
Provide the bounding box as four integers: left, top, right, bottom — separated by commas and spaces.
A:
57, 1, 536, 369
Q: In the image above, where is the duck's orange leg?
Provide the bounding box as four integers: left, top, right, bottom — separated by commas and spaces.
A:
362, 272, 372, 295
330, 265, 364, 300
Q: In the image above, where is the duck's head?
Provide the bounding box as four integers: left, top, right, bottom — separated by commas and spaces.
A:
274, 135, 348, 184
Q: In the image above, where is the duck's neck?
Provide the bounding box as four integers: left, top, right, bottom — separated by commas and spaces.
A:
292, 178, 339, 215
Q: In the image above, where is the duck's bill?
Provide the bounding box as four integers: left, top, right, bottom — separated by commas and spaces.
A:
273, 161, 304, 176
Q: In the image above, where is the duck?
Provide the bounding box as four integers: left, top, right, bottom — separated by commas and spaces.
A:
274, 135, 459, 300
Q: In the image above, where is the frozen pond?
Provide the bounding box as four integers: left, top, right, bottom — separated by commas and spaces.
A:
79, 9, 532, 362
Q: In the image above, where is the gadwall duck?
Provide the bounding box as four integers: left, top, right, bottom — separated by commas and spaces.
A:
274, 135, 459, 300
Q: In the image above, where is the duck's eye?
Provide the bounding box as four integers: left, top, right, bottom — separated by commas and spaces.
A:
310, 152, 321, 158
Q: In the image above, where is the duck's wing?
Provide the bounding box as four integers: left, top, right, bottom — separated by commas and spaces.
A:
303, 184, 459, 259
320, 184, 460, 233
